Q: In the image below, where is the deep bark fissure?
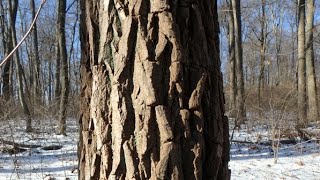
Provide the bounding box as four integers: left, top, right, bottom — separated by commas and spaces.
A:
79, 1, 229, 179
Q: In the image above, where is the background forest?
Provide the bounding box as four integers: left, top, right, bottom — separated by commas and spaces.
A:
0, 0, 319, 179
220, 0, 320, 127
1, 0, 320, 129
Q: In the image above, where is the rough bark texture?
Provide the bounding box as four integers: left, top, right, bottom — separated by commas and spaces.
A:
232, 0, 246, 126
305, 0, 318, 122
57, 0, 69, 135
297, 0, 307, 128
79, 0, 230, 179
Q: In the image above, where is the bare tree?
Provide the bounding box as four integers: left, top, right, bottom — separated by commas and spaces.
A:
54, 41, 61, 106
0, 1, 12, 101
56, 0, 69, 135
227, 0, 237, 117
8, 0, 32, 132
305, 0, 318, 122
257, 0, 269, 117
232, 0, 246, 126
30, 0, 41, 103
297, 0, 307, 128
78, 0, 230, 179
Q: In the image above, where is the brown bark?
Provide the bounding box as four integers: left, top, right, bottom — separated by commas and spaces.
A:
79, 0, 229, 180
305, 0, 318, 122
297, 0, 307, 128
232, 0, 246, 126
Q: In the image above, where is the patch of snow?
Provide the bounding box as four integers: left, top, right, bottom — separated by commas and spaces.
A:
0, 118, 78, 180
230, 122, 320, 180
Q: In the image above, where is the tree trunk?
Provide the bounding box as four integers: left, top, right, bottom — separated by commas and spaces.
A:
8, 0, 32, 132
57, 0, 69, 135
259, 0, 266, 87
54, 43, 61, 106
232, 0, 246, 126
227, 0, 236, 118
48, 60, 52, 104
0, 1, 12, 101
305, 0, 318, 122
30, 0, 41, 104
258, 0, 267, 118
297, 0, 307, 128
79, 1, 230, 179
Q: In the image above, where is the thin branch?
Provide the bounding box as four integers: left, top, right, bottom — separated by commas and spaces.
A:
66, 0, 77, 13
0, 138, 41, 148
0, 0, 46, 69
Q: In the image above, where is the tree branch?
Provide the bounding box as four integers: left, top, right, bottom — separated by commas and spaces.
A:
0, 0, 46, 69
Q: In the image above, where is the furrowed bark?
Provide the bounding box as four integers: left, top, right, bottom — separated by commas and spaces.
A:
79, 0, 230, 179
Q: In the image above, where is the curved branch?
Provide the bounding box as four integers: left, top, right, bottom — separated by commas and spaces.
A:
0, 0, 46, 69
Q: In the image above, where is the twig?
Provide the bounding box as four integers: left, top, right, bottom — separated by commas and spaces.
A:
231, 140, 255, 144
0, 138, 41, 148
0, 0, 46, 69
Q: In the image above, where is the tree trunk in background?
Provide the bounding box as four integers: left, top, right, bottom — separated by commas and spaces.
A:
8, 0, 32, 132
258, 0, 267, 118
54, 44, 61, 106
48, 61, 52, 104
79, 0, 230, 179
67, 1, 79, 99
232, 0, 246, 126
227, 0, 236, 117
305, 0, 318, 122
297, 0, 307, 128
0, 1, 12, 101
30, 0, 41, 104
54, 1, 61, 112
273, 7, 283, 86
57, 0, 69, 135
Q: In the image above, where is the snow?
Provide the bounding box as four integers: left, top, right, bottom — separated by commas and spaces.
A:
0, 118, 78, 180
230, 122, 320, 180
1, 118, 320, 179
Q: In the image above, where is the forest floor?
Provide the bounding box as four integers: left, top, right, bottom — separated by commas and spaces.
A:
0, 118, 319, 179
229, 120, 320, 180
0, 118, 78, 180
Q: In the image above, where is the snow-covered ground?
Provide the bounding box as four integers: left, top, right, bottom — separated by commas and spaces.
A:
1, 118, 319, 180
0, 118, 78, 180
229, 123, 320, 180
